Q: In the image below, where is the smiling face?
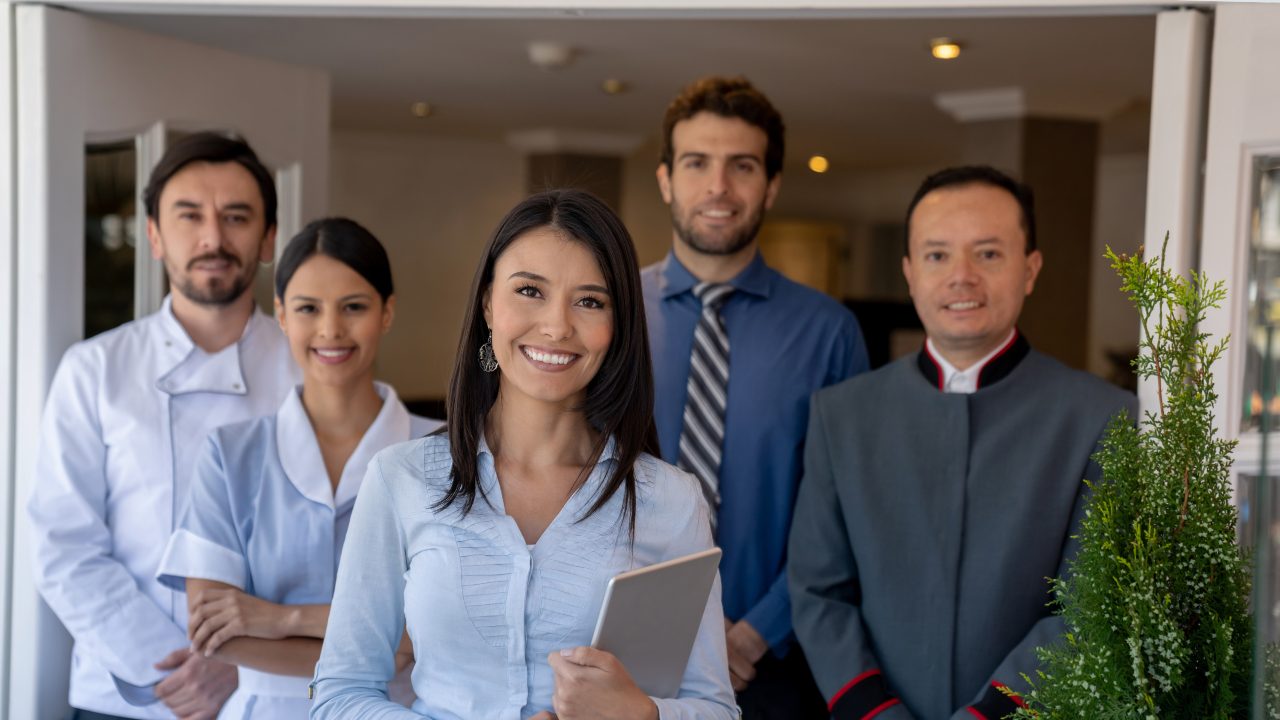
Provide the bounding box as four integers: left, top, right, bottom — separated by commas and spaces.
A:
657, 111, 780, 260
903, 182, 1043, 369
276, 254, 394, 390
147, 161, 275, 306
483, 226, 614, 409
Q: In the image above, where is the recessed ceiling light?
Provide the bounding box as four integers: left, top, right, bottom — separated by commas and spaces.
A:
602, 78, 628, 95
528, 41, 575, 70
931, 37, 962, 60
411, 102, 433, 118
808, 155, 830, 174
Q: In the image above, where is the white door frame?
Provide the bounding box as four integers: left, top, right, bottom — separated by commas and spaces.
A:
0, 0, 17, 714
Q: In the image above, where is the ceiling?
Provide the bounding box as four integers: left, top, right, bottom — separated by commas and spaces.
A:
98, 12, 1156, 172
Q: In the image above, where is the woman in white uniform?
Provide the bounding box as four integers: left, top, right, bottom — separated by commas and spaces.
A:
157, 217, 439, 719
311, 189, 736, 719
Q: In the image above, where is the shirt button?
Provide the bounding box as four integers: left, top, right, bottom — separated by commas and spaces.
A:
232, 382, 242, 390
164, 340, 172, 347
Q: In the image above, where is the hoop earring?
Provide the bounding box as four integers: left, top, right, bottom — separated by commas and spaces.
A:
478, 330, 498, 373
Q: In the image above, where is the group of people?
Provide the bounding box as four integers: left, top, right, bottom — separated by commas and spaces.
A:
27, 74, 1135, 720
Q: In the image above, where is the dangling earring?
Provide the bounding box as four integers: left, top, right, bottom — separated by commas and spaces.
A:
478, 330, 498, 373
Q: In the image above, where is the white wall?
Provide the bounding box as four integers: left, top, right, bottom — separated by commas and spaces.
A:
1088, 152, 1147, 380
9, 7, 330, 717
329, 129, 524, 400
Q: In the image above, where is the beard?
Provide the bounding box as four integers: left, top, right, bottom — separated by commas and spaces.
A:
670, 197, 765, 257
168, 247, 257, 306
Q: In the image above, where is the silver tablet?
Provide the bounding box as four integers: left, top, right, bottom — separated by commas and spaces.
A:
590, 547, 722, 699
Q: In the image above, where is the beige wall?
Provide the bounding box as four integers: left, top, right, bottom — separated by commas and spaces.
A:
329, 130, 523, 400
332, 130, 1147, 396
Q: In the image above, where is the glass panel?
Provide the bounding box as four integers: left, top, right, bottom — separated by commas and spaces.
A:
84, 140, 137, 338
1244, 155, 1280, 432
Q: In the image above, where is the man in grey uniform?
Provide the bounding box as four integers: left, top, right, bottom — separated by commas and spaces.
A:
789, 166, 1136, 720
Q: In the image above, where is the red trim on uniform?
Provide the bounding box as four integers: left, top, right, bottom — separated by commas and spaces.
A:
974, 330, 1019, 390
862, 698, 902, 719
922, 343, 945, 390
992, 681, 1028, 708
966, 708, 988, 719
829, 669, 883, 711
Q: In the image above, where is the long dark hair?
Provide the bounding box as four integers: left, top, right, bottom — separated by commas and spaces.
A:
437, 189, 659, 537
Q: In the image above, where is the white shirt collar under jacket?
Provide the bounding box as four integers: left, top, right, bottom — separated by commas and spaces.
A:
926, 329, 1017, 395
277, 381, 412, 511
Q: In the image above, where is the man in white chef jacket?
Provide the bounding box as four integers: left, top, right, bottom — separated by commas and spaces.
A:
28, 132, 299, 720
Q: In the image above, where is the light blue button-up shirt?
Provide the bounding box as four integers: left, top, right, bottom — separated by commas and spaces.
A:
311, 434, 737, 719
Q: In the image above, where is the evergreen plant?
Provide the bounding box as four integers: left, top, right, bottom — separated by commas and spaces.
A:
1013, 240, 1252, 719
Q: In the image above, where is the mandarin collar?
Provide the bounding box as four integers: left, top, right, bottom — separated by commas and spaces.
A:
917, 329, 1030, 392
277, 381, 412, 511
657, 250, 773, 301
154, 296, 269, 397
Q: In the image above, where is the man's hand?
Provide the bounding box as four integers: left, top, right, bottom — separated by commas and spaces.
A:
547, 647, 659, 720
725, 618, 768, 692
153, 648, 237, 720
188, 586, 288, 655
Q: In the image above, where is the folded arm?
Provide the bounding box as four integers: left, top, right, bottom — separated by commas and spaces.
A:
186, 578, 327, 677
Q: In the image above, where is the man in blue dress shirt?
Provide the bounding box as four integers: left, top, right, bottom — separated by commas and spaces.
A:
642, 76, 869, 718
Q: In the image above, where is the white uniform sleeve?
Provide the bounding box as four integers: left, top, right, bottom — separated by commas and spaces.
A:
26, 345, 188, 695
157, 434, 250, 592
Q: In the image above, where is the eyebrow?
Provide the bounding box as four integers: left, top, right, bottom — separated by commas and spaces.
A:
920, 237, 1000, 247
676, 151, 763, 164
170, 200, 256, 213
509, 271, 610, 295
289, 293, 374, 303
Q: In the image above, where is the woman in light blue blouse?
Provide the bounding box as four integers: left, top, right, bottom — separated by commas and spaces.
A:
312, 189, 736, 720
157, 218, 439, 719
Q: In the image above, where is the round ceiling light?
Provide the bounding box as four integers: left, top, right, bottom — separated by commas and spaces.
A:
808, 155, 830, 174
411, 102, 433, 118
602, 78, 628, 95
930, 37, 962, 60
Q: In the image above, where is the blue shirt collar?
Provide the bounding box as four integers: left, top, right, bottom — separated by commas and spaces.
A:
658, 249, 774, 301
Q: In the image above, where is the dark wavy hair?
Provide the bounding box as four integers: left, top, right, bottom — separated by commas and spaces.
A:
437, 189, 659, 537
275, 217, 394, 302
143, 131, 277, 231
904, 165, 1037, 256
660, 75, 786, 180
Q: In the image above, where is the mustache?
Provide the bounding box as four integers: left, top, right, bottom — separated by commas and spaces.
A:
186, 249, 241, 271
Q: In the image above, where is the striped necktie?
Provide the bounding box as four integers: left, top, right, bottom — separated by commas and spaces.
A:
677, 281, 735, 529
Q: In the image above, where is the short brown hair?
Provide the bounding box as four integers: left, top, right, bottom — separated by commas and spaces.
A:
143, 131, 276, 231
660, 76, 785, 179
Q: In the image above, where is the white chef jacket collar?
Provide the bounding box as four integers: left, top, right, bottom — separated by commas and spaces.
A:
155, 294, 266, 397
277, 381, 411, 510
